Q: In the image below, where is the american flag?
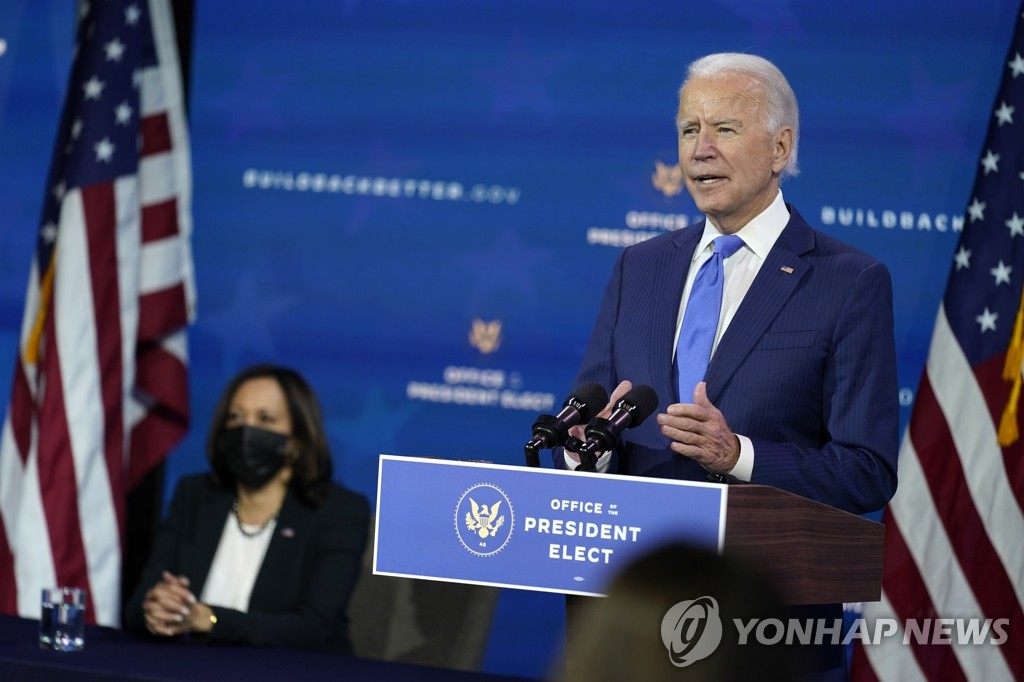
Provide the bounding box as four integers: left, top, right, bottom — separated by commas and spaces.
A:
0, 0, 194, 627
852, 4, 1024, 681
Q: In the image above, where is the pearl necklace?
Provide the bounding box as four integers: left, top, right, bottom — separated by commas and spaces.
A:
232, 499, 279, 539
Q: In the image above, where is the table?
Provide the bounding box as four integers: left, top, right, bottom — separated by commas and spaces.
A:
0, 615, 533, 681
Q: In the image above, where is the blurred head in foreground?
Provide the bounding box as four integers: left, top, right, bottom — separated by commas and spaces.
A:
558, 542, 793, 682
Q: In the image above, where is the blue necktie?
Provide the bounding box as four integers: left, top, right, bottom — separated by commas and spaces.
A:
676, 234, 745, 402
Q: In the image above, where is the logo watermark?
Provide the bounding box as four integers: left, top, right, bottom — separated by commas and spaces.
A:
659, 595, 1009, 663
660, 596, 723, 667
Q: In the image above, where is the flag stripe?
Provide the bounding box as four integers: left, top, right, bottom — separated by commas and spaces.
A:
899, 431, 1016, 680
140, 112, 171, 156
140, 240, 189, 296
858, 590, 931, 682
127, 336, 189, 486
875, 507, 966, 681
0, 0, 193, 627
82, 182, 127, 497
871, 398, 1017, 680
924, 309, 1024, 611
141, 198, 179, 241
139, 153, 180, 207
54, 189, 122, 626
5, 441, 57, 618
135, 341, 189, 415
911, 377, 1023, 622
9, 362, 33, 465
138, 284, 189, 341
81, 183, 130, 627
128, 406, 187, 488
37, 308, 90, 602
0, 509, 16, 614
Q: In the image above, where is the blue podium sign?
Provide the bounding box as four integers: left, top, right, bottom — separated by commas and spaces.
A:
373, 455, 727, 596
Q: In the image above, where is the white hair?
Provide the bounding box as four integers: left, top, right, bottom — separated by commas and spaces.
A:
681, 53, 800, 179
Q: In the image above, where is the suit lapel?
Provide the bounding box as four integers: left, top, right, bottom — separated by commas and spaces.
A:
705, 211, 815, 404
249, 493, 306, 607
651, 226, 703, 404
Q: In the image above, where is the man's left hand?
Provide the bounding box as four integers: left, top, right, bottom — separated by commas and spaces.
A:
657, 382, 740, 474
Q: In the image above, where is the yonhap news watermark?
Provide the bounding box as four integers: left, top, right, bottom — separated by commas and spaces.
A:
661, 596, 1009, 668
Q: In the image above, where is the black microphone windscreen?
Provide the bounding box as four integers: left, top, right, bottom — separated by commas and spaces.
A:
621, 384, 659, 425
570, 382, 609, 421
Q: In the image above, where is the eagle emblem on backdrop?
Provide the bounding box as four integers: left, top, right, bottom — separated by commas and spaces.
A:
454, 483, 514, 556
469, 318, 502, 354
652, 160, 684, 197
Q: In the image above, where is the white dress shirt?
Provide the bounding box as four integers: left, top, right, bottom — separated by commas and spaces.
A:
200, 512, 276, 612
568, 191, 790, 479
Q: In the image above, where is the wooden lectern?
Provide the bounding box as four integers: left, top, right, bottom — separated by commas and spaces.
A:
720, 484, 884, 605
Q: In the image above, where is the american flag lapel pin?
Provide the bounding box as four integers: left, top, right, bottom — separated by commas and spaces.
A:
780, 266, 794, 274
280, 527, 295, 538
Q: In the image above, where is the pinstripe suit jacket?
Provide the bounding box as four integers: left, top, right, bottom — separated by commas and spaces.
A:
566, 206, 899, 514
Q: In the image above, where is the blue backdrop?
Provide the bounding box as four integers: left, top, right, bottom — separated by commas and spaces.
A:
0, 0, 1018, 677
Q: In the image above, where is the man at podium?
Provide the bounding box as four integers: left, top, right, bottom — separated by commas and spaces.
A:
560, 52, 899, 519
555, 49, 897, 682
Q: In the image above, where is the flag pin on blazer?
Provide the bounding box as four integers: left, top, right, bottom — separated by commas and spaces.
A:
780, 266, 794, 274
280, 528, 295, 538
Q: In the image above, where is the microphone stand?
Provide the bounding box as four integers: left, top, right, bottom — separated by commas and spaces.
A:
524, 414, 560, 467
564, 436, 600, 473
524, 442, 540, 468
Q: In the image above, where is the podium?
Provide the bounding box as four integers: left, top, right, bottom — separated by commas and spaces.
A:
373, 455, 883, 606
720, 484, 883, 605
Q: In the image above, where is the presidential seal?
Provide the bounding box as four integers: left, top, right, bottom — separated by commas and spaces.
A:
455, 483, 514, 556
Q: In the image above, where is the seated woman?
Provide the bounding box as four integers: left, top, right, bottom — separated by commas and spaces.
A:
124, 365, 369, 653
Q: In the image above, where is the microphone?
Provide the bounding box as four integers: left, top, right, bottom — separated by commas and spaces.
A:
575, 385, 659, 472
524, 383, 609, 467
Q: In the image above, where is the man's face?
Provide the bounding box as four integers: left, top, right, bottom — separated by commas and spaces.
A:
677, 73, 792, 234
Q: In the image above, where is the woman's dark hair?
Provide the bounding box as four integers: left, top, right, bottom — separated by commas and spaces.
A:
207, 364, 334, 507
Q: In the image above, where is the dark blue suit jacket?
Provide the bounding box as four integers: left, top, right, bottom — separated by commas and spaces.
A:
565, 206, 899, 515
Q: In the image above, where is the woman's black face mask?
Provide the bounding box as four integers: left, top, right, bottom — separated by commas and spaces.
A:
219, 425, 290, 489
